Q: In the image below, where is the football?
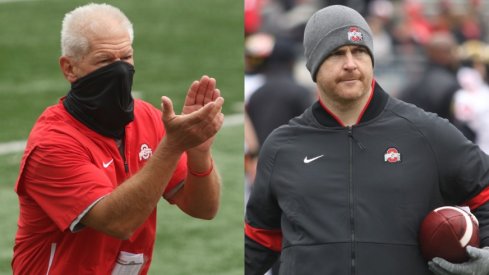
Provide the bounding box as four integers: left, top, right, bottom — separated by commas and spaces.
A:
419, 206, 480, 263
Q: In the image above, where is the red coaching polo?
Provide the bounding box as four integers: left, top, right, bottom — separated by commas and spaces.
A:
12, 98, 187, 274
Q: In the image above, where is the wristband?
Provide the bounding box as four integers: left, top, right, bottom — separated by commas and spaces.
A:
189, 159, 214, 177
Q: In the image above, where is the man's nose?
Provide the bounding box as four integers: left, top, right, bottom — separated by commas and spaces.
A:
343, 51, 357, 71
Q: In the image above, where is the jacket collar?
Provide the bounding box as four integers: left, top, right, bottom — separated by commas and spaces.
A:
312, 80, 389, 127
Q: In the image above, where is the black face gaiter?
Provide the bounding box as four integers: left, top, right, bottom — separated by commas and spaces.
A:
63, 61, 135, 139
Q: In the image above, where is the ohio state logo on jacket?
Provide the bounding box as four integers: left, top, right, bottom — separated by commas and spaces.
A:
139, 143, 153, 161
384, 147, 401, 163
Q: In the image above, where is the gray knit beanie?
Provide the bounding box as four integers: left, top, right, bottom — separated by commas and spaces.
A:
304, 5, 374, 81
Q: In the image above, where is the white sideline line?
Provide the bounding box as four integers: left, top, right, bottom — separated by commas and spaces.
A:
0, 0, 38, 3
0, 140, 26, 155
0, 113, 243, 156
223, 113, 243, 127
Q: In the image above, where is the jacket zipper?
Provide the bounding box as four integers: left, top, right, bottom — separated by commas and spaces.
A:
347, 126, 356, 275
116, 138, 129, 174
123, 137, 129, 173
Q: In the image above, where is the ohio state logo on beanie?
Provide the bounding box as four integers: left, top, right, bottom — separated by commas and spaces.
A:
347, 26, 363, 42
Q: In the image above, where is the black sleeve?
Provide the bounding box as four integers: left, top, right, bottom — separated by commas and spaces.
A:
425, 115, 489, 246
245, 130, 284, 274
473, 202, 489, 247
422, 114, 489, 203
245, 236, 280, 275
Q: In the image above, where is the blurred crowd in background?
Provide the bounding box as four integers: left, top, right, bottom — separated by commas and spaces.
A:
245, 1, 489, 273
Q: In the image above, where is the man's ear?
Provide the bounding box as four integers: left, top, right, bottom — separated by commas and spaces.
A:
59, 56, 78, 83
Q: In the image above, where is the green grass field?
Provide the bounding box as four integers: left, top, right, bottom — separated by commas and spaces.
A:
0, 0, 244, 274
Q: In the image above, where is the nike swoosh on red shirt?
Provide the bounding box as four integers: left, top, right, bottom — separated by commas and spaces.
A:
103, 159, 114, 168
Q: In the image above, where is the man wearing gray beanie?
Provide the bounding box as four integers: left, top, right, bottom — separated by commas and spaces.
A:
303, 5, 374, 82
245, 4, 489, 275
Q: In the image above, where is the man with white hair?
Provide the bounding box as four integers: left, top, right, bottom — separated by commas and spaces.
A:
12, 3, 224, 274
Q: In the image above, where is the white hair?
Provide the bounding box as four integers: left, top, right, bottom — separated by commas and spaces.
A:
61, 3, 134, 60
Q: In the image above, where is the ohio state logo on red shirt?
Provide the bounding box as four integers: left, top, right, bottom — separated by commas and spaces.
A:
139, 144, 153, 161
347, 27, 363, 42
384, 147, 401, 163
